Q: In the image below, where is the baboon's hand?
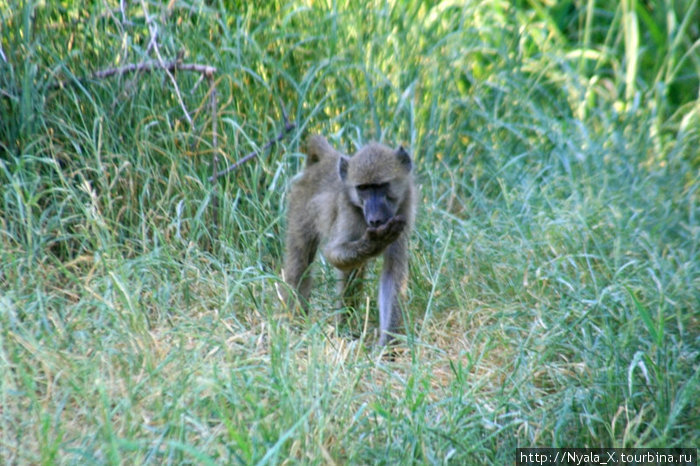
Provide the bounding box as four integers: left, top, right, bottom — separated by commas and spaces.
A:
366, 215, 406, 245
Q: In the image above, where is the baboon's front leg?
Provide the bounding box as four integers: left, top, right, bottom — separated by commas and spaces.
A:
377, 235, 408, 346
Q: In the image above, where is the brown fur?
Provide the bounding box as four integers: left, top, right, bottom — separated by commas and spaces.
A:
283, 134, 415, 345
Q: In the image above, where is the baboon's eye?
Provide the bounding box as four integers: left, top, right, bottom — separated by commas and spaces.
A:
357, 183, 389, 192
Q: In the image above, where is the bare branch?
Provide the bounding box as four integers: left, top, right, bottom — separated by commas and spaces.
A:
140, 0, 193, 130
207, 99, 296, 180
96, 60, 216, 79
47, 60, 217, 90
208, 118, 296, 182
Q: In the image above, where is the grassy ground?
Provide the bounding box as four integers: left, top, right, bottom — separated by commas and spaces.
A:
1, 0, 699, 464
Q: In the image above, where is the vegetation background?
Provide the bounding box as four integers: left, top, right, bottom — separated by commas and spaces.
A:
1, 0, 698, 463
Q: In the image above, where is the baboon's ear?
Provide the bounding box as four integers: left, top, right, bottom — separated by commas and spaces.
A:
338, 155, 349, 181
396, 146, 412, 172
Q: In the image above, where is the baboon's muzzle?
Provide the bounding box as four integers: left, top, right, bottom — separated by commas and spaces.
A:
364, 196, 393, 228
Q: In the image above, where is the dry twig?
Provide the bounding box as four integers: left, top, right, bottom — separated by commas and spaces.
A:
46, 59, 216, 91
97, 60, 216, 79
208, 101, 296, 182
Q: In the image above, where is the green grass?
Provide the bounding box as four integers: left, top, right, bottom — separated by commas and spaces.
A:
1, 0, 698, 463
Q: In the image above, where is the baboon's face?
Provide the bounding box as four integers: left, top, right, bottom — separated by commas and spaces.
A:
354, 182, 398, 228
338, 143, 412, 228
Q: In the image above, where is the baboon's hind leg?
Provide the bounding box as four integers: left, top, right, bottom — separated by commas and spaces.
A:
284, 234, 319, 313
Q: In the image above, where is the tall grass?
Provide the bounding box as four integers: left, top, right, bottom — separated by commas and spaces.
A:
1, 0, 698, 463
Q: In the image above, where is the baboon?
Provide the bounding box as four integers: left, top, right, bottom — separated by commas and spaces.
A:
283, 135, 415, 346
